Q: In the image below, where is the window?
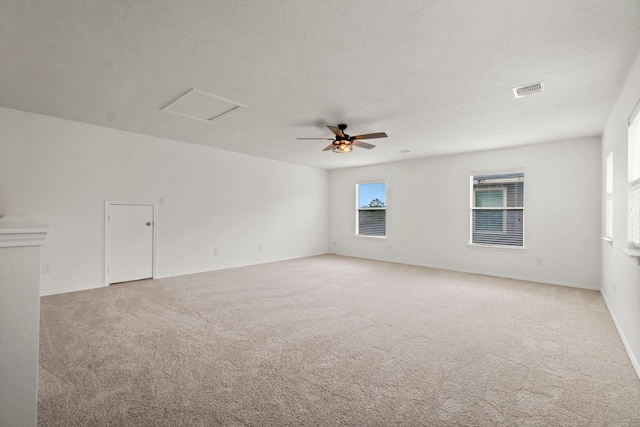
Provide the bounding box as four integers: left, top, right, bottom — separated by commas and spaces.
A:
605, 152, 613, 240
357, 182, 386, 237
471, 172, 524, 247
629, 103, 640, 248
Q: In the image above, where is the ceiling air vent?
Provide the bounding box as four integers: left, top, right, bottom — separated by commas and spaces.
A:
163, 89, 246, 123
512, 82, 544, 99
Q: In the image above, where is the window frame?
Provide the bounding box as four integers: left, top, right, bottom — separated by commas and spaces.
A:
469, 170, 525, 249
356, 181, 387, 238
629, 102, 640, 249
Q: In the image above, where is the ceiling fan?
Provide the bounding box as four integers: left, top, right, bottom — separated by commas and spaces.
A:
297, 124, 387, 153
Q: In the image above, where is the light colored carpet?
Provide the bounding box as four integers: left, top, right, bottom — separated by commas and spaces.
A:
38, 255, 640, 426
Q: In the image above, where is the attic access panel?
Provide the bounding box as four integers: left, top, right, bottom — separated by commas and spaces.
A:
162, 89, 246, 122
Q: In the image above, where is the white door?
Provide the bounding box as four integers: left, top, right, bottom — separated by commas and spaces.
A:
108, 204, 154, 284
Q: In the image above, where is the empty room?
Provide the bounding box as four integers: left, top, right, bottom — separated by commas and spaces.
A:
2, 1, 640, 426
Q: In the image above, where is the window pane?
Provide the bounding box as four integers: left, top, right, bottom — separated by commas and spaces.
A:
358, 182, 386, 208
631, 184, 640, 247
606, 196, 613, 239
606, 153, 613, 194
606, 153, 613, 239
475, 210, 504, 231
358, 210, 386, 236
472, 209, 523, 246
476, 190, 504, 207
629, 108, 640, 184
629, 107, 640, 248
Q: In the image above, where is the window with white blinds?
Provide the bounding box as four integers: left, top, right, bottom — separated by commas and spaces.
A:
605, 152, 613, 240
471, 172, 524, 247
357, 182, 386, 237
629, 102, 640, 248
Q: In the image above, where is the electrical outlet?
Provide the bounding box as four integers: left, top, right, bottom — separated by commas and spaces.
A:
259, 245, 263, 251
535, 258, 543, 267
42, 264, 51, 275
214, 248, 219, 256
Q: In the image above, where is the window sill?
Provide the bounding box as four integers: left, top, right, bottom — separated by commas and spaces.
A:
468, 243, 526, 251
356, 234, 386, 239
620, 247, 640, 265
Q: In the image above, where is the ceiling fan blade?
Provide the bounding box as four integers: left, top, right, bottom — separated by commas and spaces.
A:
322, 143, 336, 151
327, 125, 345, 137
352, 132, 387, 140
297, 137, 334, 140
353, 141, 376, 150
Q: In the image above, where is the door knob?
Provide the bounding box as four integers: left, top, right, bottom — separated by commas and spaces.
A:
146, 222, 152, 226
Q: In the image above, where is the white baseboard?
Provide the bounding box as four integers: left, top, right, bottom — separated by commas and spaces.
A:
156, 253, 329, 280
40, 282, 106, 297
440, 265, 600, 290
332, 252, 600, 290
601, 291, 640, 380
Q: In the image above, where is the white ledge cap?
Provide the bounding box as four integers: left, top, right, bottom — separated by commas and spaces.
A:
0, 215, 51, 247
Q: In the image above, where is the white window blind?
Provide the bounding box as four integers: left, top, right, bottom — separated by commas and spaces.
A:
471, 172, 524, 247
357, 182, 386, 237
606, 152, 613, 239
629, 102, 640, 248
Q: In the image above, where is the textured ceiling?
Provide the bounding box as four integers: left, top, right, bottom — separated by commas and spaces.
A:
2, 0, 640, 170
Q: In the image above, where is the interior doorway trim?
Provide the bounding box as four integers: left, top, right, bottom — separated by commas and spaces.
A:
104, 200, 158, 286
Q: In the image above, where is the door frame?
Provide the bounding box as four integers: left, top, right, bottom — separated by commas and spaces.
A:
104, 200, 158, 286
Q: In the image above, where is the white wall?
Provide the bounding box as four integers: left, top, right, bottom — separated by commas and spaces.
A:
0, 107, 329, 295
601, 49, 640, 378
329, 137, 601, 289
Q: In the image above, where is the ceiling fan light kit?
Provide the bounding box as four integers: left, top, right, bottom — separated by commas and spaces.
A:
298, 123, 388, 154
332, 144, 352, 153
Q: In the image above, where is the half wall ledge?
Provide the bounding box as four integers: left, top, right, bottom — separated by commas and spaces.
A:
0, 215, 51, 247
0, 214, 50, 427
